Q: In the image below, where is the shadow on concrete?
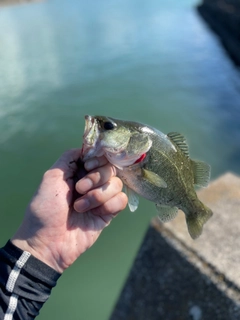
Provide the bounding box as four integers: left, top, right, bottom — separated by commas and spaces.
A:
111, 225, 240, 320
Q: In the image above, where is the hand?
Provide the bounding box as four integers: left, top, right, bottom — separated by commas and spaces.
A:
11, 149, 128, 273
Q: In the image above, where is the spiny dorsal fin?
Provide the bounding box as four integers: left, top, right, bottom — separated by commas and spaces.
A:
167, 132, 189, 157
142, 169, 167, 188
191, 159, 211, 188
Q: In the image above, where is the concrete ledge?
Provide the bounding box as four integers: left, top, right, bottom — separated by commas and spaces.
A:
111, 173, 240, 320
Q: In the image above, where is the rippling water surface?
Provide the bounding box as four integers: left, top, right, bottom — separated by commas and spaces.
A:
0, 0, 240, 319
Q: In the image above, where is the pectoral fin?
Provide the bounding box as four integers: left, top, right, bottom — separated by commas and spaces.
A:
123, 185, 139, 212
191, 159, 211, 188
156, 205, 178, 222
142, 169, 167, 188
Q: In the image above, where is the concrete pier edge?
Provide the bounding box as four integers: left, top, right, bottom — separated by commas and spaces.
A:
197, 0, 240, 67
151, 218, 240, 306
111, 172, 240, 319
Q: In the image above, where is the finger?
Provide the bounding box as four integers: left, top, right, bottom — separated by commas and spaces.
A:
90, 192, 128, 216
74, 177, 123, 212
53, 149, 82, 169
76, 163, 117, 194
49, 149, 83, 179
84, 156, 109, 171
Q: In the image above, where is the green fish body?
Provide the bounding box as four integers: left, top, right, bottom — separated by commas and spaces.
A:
81, 115, 213, 239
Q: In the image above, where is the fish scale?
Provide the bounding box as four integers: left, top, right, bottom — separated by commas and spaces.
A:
81, 115, 213, 239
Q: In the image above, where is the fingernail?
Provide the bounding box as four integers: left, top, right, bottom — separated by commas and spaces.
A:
85, 159, 98, 171
76, 198, 90, 212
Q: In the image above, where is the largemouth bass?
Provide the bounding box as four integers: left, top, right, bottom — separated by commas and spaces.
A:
81, 115, 213, 239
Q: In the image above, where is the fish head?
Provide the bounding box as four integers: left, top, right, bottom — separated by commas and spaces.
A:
81, 115, 152, 168
82, 115, 132, 161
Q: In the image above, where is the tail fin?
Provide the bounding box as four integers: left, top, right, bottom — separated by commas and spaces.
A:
186, 202, 213, 239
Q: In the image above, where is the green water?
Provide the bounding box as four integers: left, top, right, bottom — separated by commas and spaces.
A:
0, 0, 240, 319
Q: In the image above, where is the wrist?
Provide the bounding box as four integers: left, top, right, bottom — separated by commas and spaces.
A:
11, 237, 65, 274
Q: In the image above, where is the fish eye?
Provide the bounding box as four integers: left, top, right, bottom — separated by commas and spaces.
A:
103, 121, 115, 130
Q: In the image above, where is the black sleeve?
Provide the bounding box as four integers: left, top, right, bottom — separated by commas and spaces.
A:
0, 241, 61, 320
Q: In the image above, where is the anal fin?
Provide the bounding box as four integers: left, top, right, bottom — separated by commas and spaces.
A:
156, 205, 178, 223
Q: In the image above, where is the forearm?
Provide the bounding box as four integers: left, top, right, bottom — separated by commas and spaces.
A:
0, 241, 61, 320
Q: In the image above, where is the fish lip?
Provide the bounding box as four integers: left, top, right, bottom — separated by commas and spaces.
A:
83, 115, 95, 141
81, 115, 100, 160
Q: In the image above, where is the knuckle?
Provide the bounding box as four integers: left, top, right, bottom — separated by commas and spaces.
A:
92, 189, 103, 203
115, 193, 127, 211
43, 169, 51, 178
90, 170, 101, 184
95, 156, 108, 167
113, 177, 123, 190
120, 192, 128, 209
103, 204, 114, 216
43, 168, 58, 179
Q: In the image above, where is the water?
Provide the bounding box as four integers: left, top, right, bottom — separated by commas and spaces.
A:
0, 0, 240, 319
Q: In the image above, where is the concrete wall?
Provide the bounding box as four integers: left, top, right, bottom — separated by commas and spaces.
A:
197, 0, 240, 66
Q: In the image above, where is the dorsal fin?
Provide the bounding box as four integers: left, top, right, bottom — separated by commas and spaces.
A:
167, 132, 189, 157
191, 159, 211, 188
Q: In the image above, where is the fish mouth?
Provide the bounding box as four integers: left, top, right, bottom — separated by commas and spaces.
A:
81, 115, 100, 161
83, 115, 95, 141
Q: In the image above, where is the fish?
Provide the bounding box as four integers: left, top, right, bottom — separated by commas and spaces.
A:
81, 115, 213, 239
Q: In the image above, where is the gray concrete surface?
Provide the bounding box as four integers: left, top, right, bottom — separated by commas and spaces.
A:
111, 173, 240, 320
197, 0, 240, 66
